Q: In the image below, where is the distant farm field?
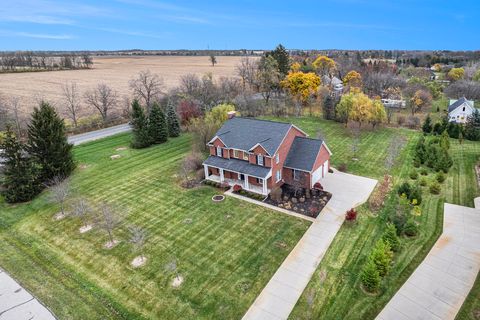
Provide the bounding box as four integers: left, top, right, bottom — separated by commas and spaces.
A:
0, 55, 248, 117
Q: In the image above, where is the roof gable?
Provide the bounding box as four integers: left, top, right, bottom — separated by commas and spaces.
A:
212, 117, 293, 155
284, 136, 324, 172
448, 97, 474, 113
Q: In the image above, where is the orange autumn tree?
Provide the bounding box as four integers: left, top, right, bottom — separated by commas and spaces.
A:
343, 70, 362, 89
312, 55, 336, 76
336, 91, 386, 128
281, 71, 321, 116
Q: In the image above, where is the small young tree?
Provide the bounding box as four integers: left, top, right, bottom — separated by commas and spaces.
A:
96, 202, 122, 248
361, 258, 381, 293
130, 99, 151, 148
62, 81, 81, 128
47, 176, 71, 218
27, 102, 75, 182
129, 225, 147, 265
166, 101, 180, 137
0, 127, 42, 203
371, 240, 393, 277
382, 223, 400, 252
180, 151, 203, 184
71, 197, 92, 232
422, 114, 432, 134
148, 102, 168, 144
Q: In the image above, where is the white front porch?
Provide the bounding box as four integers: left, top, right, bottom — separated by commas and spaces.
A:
204, 165, 270, 195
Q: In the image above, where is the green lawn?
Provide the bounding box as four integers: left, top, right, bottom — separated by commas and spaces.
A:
262, 117, 479, 320
0, 133, 310, 320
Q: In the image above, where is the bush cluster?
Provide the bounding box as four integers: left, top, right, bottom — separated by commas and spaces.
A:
361, 239, 394, 293
397, 182, 422, 205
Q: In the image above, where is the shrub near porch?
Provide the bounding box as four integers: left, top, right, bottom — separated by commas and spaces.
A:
0, 133, 310, 320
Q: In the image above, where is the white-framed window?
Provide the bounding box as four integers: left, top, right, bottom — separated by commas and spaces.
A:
257, 154, 264, 166
275, 153, 280, 164
243, 152, 249, 161
256, 178, 261, 184
216, 146, 222, 157
293, 169, 300, 181
276, 170, 281, 182
233, 150, 239, 158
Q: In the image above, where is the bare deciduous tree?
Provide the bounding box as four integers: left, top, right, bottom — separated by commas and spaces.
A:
96, 202, 122, 247
129, 70, 164, 111
350, 125, 361, 160
48, 177, 71, 217
129, 225, 146, 255
180, 151, 203, 183
444, 80, 480, 100
209, 54, 217, 67
72, 197, 92, 230
84, 83, 118, 122
236, 56, 257, 91
62, 82, 81, 127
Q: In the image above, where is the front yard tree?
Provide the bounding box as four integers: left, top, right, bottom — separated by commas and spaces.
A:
422, 114, 433, 133
371, 240, 393, 277
281, 72, 321, 116
97, 202, 121, 248
48, 176, 71, 218
166, 101, 180, 137
72, 197, 92, 232
0, 127, 42, 203
361, 258, 381, 293
130, 99, 151, 148
149, 102, 168, 144
129, 225, 147, 257
369, 99, 387, 129
27, 102, 75, 182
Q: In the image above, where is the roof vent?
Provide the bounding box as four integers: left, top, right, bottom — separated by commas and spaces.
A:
227, 111, 236, 119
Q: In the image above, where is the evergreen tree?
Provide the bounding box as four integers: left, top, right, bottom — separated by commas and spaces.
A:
166, 101, 180, 137
371, 240, 393, 277
323, 95, 336, 120
414, 135, 426, 164
422, 115, 432, 134
148, 102, 168, 144
361, 258, 381, 293
1, 127, 42, 203
268, 44, 290, 76
382, 223, 400, 252
130, 99, 152, 148
464, 109, 480, 141
440, 130, 450, 150
27, 102, 75, 182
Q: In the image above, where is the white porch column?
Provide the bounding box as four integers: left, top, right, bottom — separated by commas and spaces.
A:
220, 169, 224, 182
244, 174, 249, 190
262, 178, 267, 195
204, 165, 209, 180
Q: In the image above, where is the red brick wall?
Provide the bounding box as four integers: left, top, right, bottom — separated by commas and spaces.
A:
270, 126, 306, 189
208, 167, 219, 175
283, 168, 311, 189
248, 176, 262, 186
210, 138, 229, 158
249, 145, 271, 167
311, 144, 331, 174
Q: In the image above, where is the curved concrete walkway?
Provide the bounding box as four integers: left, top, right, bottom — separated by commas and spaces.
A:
376, 200, 480, 320
0, 269, 55, 320
242, 170, 377, 320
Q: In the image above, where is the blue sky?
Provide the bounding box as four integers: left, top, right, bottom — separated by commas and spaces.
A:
0, 0, 479, 51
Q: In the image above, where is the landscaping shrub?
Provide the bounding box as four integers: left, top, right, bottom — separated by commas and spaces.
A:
391, 214, 407, 235
436, 171, 445, 183
409, 185, 422, 205
345, 208, 357, 222
419, 177, 427, 187
361, 259, 381, 293
371, 240, 393, 277
403, 220, 418, 237
382, 223, 400, 252
397, 182, 411, 197
338, 163, 348, 172
313, 182, 323, 190
409, 170, 418, 180
420, 168, 428, 176
233, 184, 242, 192
429, 181, 441, 194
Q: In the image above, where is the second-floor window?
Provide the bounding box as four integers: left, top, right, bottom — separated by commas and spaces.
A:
257, 154, 264, 166
276, 170, 281, 182
216, 146, 222, 157
275, 154, 280, 164
233, 150, 239, 158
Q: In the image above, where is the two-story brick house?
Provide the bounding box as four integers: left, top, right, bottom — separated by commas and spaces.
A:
202, 116, 332, 195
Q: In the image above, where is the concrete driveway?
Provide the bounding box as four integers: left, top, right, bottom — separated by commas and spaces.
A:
242, 170, 377, 320
68, 123, 131, 145
376, 201, 480, 320
0, 269, 55, 320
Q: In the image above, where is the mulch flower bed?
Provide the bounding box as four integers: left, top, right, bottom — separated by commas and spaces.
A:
265, 184, 332, 218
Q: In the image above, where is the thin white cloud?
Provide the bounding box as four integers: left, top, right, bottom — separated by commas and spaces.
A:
1, 15, 74, 25
93, 27, 170, 39
0, 30, 73, 39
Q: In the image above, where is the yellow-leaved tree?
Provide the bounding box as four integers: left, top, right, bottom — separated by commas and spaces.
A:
447, 67, 464, 81
336, 91, 386, 128
281, 72, 321, 116
312, 55, 336, 76
343, 70, 362, 89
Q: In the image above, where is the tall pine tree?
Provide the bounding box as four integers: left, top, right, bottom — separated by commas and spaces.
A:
166, 101, 180, 137
464, 109, 480, 141
422, 114, 432, 134
27, 102, 74, 182
149, 102, 168, 144
130, 99, 152, 148
268, 44, 290, 76
1, 127, 42, 203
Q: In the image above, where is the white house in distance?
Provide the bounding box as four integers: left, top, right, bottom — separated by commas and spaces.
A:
448, 97, 476, 123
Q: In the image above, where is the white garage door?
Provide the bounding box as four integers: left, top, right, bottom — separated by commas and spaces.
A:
311, 160, 329, 188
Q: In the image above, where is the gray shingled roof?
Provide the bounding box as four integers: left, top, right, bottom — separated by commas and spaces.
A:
212, 117, 292, 155
203, 156, 271, 178
448, 97, 473, 113
284, 136, 323, 172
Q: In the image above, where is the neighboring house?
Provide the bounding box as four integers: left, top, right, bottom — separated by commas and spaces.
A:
381, 98, 406, 109
203, 116, 332, 195
448, 97, 476, 123
322, 75, 344, 95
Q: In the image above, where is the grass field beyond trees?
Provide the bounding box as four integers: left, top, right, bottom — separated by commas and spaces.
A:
0, 132, 309, 320
265, 117, 479, 320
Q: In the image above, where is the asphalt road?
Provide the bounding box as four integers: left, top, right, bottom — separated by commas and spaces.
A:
67, 123, 131, 146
